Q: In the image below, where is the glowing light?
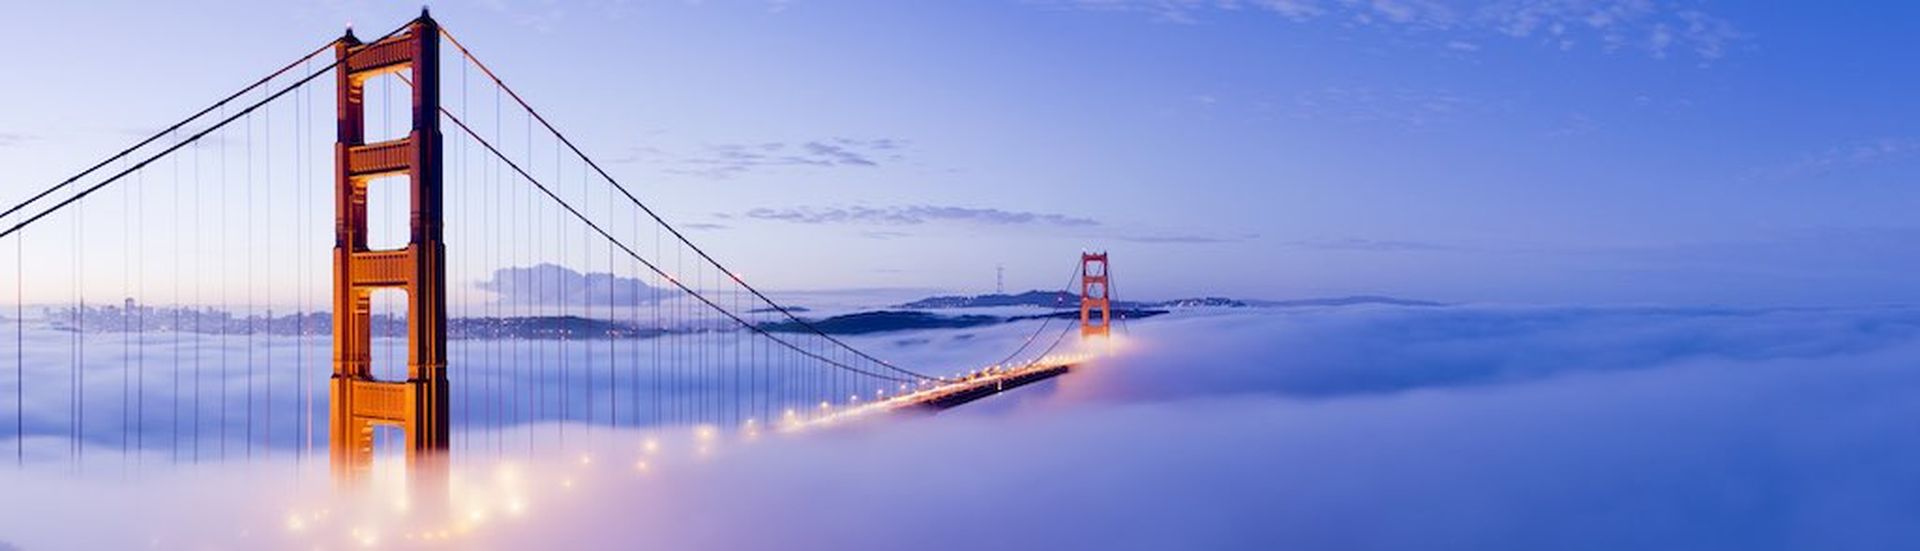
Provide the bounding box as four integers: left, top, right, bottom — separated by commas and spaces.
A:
634, 460, 651, 473
644, 437, 661, 454
579, 454, 594, 465
351, 527, 380, 548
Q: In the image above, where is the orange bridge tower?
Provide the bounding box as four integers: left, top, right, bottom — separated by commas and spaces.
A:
329, 13, 449, 479
1079, 252, 1111, 338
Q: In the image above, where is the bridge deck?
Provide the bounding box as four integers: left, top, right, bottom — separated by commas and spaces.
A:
892, 362, 1074, 411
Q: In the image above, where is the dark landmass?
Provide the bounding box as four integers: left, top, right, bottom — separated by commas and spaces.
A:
748, 306, 811, 314
451, 316, 663, 339
897, 290, 1082, 309
1006, 308, 1170, 323
897, 290, 1438, 310
45, 303, 665, 340
757, 308, 1171, 336
40, 292, 1437, 339
758, 311, 1002, 335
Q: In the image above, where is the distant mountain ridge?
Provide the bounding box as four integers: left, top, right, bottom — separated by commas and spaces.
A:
896, 291, 1440, 310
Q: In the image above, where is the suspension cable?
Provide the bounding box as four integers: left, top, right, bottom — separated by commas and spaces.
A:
438, 108, 920, 384
0, 21, 417, 242
985, 264, 1083, 369
0, 42, 338, 227
437, 29, 946, 382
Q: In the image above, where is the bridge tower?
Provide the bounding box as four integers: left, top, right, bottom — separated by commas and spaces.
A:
1079, 252, 1111, 338
329, 12, 448, 479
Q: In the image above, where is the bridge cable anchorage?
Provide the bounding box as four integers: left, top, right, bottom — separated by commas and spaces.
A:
435, 108, 921, 384
0, 21, 416, 243
436, 28, 949, 383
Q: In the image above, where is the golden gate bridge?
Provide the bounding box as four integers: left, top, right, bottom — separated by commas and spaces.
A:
0, 10, 1120, 480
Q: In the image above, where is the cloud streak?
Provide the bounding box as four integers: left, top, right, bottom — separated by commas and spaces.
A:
1750, 137, 1920, 182
745, 205, 1100, 227
1119, 232, 1258, 244
1048, 0, 1744, 62
616, 138, 910, 179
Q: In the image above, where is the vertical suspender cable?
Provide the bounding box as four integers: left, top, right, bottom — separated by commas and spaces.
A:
15, 235, 22, 466
264, 76, 275, 455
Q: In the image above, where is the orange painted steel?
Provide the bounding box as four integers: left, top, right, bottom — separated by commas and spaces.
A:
329, 13, 449, 481
1079, 252, 1111, 338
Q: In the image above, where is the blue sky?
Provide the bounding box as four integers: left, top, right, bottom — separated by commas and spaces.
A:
1, 0, 1916, 305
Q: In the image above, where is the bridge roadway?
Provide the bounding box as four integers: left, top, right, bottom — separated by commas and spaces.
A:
786, 355, 1084, 429
895, 362, 1075, 411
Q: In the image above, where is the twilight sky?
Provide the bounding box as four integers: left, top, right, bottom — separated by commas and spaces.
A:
0, 0, 1916, 305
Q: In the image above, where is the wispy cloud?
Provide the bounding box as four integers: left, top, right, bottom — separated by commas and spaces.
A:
1279, 237, 1458, 252
615, 138, 910, 179
1120, 232, 1259, 244
1749, 137, 1920, 182
0, 132, 33, 148
1288, 86, 1476, 128
745, 205, 1100, 227
1043, 0, 1744, 63
1545, 112, 1599, 138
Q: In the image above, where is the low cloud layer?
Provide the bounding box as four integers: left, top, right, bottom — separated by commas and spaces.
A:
8, 305, 1920, 548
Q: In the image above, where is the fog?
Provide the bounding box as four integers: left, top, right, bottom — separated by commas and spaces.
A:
5, 304, 1920, 549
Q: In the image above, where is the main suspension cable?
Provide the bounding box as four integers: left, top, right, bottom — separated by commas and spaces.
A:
439, 109, 919, 384
437, 29, 946, 383
0, 21, 416, 243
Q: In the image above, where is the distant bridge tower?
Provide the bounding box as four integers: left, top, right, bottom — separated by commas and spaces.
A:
329, 12, 448, 479
1079, 252, 1110, 338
